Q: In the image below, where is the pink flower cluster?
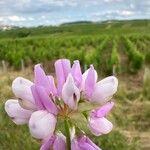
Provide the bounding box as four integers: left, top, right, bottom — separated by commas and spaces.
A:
5, 59, 118, 150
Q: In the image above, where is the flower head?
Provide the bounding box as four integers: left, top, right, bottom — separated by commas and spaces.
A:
5, 59, 118, 149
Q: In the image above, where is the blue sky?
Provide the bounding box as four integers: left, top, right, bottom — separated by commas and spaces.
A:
0, 0, 150, 26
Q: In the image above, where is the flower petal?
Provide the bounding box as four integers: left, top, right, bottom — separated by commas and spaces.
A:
47, 75, 57, 96
71, 138, 80, 150
53, 133, 66, 150
91, 76, 118, 103
12, 77, 36, 110
72, 135, 101, 150
40, 135, 55, 150
71, 60, 82, 88
5, 99, 33, 125
79, 136, 100, 150
29, 110, 56, 139
92, 102, 114, 118
55, 59, 71, 96
62, 74, 80, 110
81, 67, 98, 91
31, 85, 45, 110
84, 136, 101, 150
85, 65, 96, 99
34, 64, 51, 95
35, 85, 58, 115
88, 117, 113, 136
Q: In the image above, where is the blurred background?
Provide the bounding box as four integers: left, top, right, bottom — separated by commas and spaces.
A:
0, 0, 150, 150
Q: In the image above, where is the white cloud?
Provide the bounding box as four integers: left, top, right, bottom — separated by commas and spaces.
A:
8, 16, 26, 21
120, 10, 134, 16
28, 17, 34, 21
41, 15, 46, 19
93, 10, 134, 17
0, 17, 4, 21
104, 0, 122, 3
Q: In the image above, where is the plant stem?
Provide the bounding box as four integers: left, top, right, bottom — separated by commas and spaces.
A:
64, 118, 71, 150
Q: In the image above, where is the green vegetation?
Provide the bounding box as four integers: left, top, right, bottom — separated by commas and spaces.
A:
0, 20, 150, 149
0, 20, 150, 73
123, 37, 145, 72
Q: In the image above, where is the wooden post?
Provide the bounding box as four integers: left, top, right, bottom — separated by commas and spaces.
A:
21, 59, 25, 72
112, 64, 116, 76
2, 60, 7, 73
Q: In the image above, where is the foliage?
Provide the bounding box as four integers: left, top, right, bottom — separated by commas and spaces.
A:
123, 37, 145, 72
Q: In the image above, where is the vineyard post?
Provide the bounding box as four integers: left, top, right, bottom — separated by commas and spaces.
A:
113, 65, 116, 75
2, 60, 7, 73
21, 59, 25, 72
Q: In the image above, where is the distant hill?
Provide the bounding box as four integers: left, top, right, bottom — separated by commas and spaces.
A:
61, 21, 93, 26
0, 19, 150, 39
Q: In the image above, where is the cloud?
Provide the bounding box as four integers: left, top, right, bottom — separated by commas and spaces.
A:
0, 0, 150, 26
120, 10, 134, 16
8, 16, 26, 21
104, 0, 122, 3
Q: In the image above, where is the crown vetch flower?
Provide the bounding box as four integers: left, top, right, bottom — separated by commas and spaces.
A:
5, 99, 33, 124
5, 77, 36, 125
84, 65, 118, 104
4, 58, 118, 150
88, 102, 114, 136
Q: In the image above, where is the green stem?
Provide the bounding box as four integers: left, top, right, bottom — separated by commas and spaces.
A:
64, 118, 71, 150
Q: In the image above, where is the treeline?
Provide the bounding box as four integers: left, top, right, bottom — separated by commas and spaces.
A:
0, 20, 150, 39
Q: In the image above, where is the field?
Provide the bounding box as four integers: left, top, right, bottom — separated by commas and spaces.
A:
0, 20, 150, 150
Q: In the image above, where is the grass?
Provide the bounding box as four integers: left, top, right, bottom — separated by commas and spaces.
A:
0, 68, 149, 150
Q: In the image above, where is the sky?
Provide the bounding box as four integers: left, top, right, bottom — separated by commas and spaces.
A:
0, 0, 150, 27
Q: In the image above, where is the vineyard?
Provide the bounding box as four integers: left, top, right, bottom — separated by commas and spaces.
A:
0, 34, 149, 75
0, 20, 150, 150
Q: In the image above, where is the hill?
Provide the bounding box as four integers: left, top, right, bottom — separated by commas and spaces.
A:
0, 19, 150, 39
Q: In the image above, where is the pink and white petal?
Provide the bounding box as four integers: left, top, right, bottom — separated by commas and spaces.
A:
55, 59, 70, 96
35, 85, 58, 115
12, 77, 35, 105
5, 99, 33, 125
34, 64, 52, 95
81, 67, 98, 91
85, 137, 102, 150
98, 76, 118, 85
40, 135, 55, 150
62, 74, 80, 110
18, 98, 37, 111
88, 117, 113, 136
29, 110, 56, 139
61, 59, 71, 79
31, 85, 45, 110
47, 75, 57, 96
92, 102, 114, 118
85, 65, 96, 99
79, 142, 97, 150
91, 76, 118, 103
53, 133, 66, 150
71, 138, 80, 150
71, 60, 82, 88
